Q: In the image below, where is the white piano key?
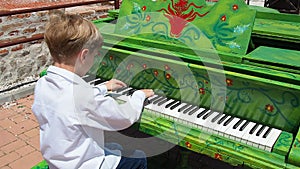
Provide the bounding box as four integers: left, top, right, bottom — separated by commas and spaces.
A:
223, 117, 241, 139
201, 111, 222, 134
265, 128, 282, 152
255, 126, 270, 150
246, 124, 264, 148
215, 115, 233, 137
224, 119, 247, 142
240, 122, 257, 144
193, 110, 213, 130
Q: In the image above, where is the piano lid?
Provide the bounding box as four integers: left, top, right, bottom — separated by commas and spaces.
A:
114, 0, 256, 55
244, 46, 300, 75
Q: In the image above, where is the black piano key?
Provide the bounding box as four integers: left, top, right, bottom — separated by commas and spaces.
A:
165, 100, 177, 108
256, 125, 266, 136
127, 89, 137, 96
94, 78, 106, 85
263, 127, 272, 138
223, 116, 234, 126
217, 114, 228, 124
188, 107, 199, 115
143, 98, 151, 106
83, 75, 97, 82
148, 95, 161, 103
183, 105, 195, 114
170, 101, 182, 110
178, 104, 190, 112
239, 121, 249, 131
122, 88, 132, 95
197, 109, 209, 118
116, 87, 129, 93
249, 124, 259, 134
233, 119, 244, 129
157, 98, 170, 106
152, 97, 166, 105
211, 112, 222, 123
202, 110, 213, 120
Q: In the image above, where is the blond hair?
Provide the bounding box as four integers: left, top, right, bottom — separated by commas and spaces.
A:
44, 10, 103, 64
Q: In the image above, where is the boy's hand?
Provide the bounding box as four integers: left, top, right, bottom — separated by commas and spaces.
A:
140, 89, 155, 98
105, 79, 127, 91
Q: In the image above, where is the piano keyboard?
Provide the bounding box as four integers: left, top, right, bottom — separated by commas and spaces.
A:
87, 77, 282, 152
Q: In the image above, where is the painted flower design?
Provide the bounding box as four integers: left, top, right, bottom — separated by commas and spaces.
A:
127, 63, 134, 70
232, 4, 238, 11
154, 70, 159, 76
165, 73, 171, 80
101, 62, 106, 66
142, 64, 147, 69
265, 104, 274, 112
221, 15, 226, 22
146, 15, 151, 22
142, 6, 147, 11
199, 88, 205, 95
226, 78, 233, 86
164, 65, 170, 70
214, 153, 222, 160
109, 55, 114, 60
185, 141, 192, 148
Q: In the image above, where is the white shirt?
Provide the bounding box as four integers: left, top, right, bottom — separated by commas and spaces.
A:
32, 66, 146, 169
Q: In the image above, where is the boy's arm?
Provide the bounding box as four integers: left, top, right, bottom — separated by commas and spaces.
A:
94, 85, 108, 95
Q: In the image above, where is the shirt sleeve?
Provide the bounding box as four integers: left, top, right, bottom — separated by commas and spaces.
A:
94, 84, 108, 95
77, 87, 146, 131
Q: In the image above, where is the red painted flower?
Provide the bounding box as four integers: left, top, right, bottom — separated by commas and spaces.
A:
101, 62, 106, 66
154, 70, 159, 76
142, 6, 147, 11
109, 55, 113, 60
221, 15, 226, 22
127, 63, 134, 70
146, 15, 151, 22
142, 64, 147, 69
164, 65, 170, 70
199, 88, 205, 95
226, 79, 233, 86
232, 4, 238, 11
185, 141, 192, 148
265, 104, 274, 112
214, 153, 222, 160
166, 73, 171, 80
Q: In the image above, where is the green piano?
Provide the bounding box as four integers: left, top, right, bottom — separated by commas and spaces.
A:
88, 0, 300, 168
87, 0, 300, 168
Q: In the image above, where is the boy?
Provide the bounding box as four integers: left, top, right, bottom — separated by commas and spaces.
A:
32, 10, 154, 169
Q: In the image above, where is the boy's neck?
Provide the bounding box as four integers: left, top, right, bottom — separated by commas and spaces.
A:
54, 62, 75, 73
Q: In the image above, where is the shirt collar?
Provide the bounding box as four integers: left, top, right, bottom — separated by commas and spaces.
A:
47, 66, 89, 86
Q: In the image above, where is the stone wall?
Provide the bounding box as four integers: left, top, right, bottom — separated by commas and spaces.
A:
0, 2, 114, 92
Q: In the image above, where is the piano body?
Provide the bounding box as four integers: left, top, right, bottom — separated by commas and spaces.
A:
90, 0, 300, 168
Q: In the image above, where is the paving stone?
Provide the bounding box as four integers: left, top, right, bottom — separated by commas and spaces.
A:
15, 145, 35, 157
0, 140, 26, 154
9, 151, 42, 169
0, 131, 17, 147
0, 152, 20, 168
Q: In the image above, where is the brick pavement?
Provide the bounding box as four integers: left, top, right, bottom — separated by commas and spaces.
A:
0, 95, 43, 169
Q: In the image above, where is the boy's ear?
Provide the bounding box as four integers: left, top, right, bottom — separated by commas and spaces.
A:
79, 49, 89, 63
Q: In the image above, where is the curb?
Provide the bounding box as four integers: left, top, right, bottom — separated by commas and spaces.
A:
0, 82, 36, 105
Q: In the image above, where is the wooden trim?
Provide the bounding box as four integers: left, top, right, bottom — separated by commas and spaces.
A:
0, 34, 44, 48
0, 0, 115, 17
